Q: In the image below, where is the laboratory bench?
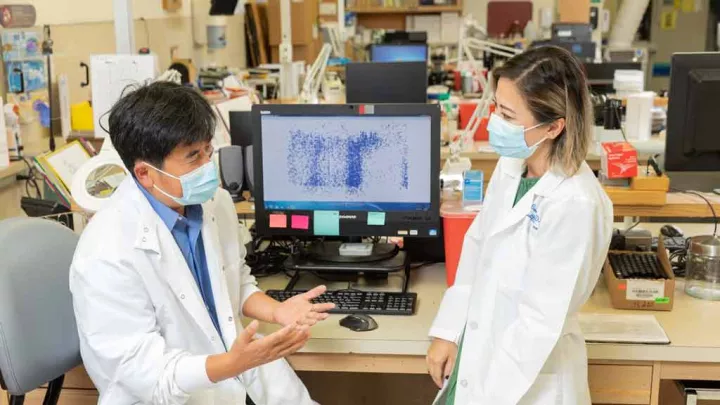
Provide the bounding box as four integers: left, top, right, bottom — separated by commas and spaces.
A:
252, 259, 720, 405
4, 221, 719, 405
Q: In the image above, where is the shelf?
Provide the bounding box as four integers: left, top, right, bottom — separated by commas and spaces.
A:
0, 160, 26, 180
347, 5, 462, 14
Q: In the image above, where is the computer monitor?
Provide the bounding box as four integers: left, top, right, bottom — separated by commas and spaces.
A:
370, 44, 428, 63
664, 52, 720, 190
252, 103, 440, 241
228, 111, 255, 195
346, 62, 428, 104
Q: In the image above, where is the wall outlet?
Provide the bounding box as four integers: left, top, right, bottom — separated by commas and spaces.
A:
163, 0, 183, 12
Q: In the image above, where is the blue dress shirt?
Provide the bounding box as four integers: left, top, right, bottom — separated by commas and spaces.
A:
137, 182, 223, 338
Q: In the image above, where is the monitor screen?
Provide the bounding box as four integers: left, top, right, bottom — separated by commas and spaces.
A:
261, 115, 431, 212
371, 44, 428, 63
252, 104, 440, 238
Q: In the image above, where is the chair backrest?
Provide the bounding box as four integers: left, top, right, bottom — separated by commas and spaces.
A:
0, 217, 82, 395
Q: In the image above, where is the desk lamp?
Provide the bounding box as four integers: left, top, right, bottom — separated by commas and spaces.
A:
299, 44, 333, 104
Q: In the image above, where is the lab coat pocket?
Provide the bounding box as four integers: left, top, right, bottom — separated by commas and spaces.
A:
520, 373, 561, 405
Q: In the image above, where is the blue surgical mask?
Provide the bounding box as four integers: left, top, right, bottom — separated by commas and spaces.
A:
488, 113, 547, 159
145, 160, 220, 206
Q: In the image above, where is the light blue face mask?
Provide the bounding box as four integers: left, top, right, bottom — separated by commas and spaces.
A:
488, 113, 548, 159
146, 160, 220, 206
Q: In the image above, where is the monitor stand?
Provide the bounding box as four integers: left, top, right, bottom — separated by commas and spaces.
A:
283, 241, 410, 291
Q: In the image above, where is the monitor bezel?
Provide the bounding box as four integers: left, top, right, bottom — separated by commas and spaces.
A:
251, 103, 441, 238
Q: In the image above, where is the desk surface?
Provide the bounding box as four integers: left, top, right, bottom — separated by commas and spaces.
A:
0, 160, 26, 180
255, 247, 720, 364
614, 192, 720, 218
238, 192, 720, 218
445, 139, 666, 161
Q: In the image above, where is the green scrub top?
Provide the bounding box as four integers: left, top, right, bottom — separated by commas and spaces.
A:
444, 175, 540, 405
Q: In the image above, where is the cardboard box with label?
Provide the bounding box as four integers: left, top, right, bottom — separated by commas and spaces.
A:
603, 237, 675, 311
601, 141, 638, 179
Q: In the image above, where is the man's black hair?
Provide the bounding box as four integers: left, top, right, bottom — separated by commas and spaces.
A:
108, 81, 216, 173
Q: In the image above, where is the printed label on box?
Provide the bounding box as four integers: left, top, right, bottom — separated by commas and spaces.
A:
626, 280, 666, 301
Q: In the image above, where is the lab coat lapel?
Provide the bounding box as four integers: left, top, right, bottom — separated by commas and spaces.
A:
127, 181, 221, 344
488, 159, 565, 238
201, 199, 238, 346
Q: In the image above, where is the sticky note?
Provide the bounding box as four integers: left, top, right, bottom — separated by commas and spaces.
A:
313, 210, 340, 236
291, 215, 310, 230
367, 212, 386, 226
269, 214, 287, 228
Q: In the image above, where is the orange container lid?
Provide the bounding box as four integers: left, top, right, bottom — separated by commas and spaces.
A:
440, 200, 481, 219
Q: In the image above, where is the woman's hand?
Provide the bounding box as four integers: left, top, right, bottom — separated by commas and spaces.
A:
426, 338, 458, 389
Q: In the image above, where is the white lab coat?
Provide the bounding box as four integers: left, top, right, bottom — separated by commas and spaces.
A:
430, 157, 613, 405
70, 178, 316, 405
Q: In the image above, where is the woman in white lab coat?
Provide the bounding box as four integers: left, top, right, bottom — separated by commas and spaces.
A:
427, 46, 614, 405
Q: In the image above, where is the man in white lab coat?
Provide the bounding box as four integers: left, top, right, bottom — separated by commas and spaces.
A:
70, 82, 333, 405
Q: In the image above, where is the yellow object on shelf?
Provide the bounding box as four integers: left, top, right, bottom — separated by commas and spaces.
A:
631, 174, 671, 192
71, 101, 94, 132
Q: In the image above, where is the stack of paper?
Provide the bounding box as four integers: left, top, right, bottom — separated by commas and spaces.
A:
579, 313, 670, 344
33, 140, 92, 207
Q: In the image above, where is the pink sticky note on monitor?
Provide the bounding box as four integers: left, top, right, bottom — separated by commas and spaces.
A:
291, 215, 310, 230
269, 214, 287, 228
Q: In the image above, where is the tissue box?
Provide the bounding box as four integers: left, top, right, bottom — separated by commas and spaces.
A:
462, 170, 484, 206
601, 142, 638, 179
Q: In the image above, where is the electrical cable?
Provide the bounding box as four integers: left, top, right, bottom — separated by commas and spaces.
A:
140, 18, 151, 49
19, 157, 41, 198
625, 220, 641, 233
613, 104, 628, 142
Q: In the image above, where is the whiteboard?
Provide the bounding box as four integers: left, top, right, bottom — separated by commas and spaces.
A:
91, 54, 156, 139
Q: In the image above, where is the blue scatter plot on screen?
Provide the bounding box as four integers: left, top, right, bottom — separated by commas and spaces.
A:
346, 131, 381, 190
286, 128, 407, 194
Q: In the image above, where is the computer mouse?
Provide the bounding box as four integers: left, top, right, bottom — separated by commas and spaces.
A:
339, 314, 378, 332
660, 224, 684, 238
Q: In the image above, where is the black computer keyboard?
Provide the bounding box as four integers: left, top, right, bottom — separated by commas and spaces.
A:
266, 289, 417, 316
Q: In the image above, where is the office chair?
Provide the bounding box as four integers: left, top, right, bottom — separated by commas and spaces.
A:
0, 217, 82, 405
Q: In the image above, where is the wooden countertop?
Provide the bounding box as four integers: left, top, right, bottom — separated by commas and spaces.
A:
239, 192, 720, 218
614, 192, 720, 218
254, 246, 720, 363
0, 160, 26, 180
443, 139, 666, 161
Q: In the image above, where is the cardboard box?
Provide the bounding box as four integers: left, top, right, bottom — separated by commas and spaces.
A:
603, 237, 675, 311
631, 174, 671, 191
558, 0, 590, 23
601, 142, 638, 179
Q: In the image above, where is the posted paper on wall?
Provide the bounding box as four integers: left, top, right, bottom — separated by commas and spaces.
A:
91, 54, 156, 139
